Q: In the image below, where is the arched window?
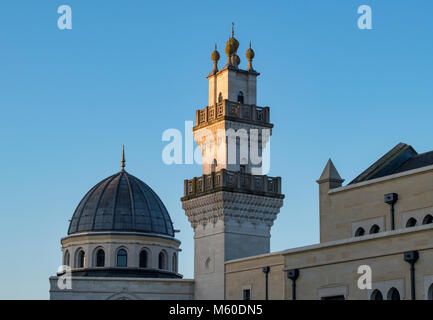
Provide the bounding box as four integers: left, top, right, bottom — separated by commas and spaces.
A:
76, 249, 85, 268
158, 251, 167, 270
387, 287, 400, 300
96, 249, 105, 267
369, 224, 380, 234
406, 218, 417, 228
63, 250, 70, 266
370, 289, 383, 300
172, 253, 177, 273
218, 92, 223, 103
139, 250, 148, 268
237, 91, 244, 104
355, 227, 365, 237
428, 283, 433, 300
205, 257, 211, 271
422, 214, 433, 225
116, 249, 127, 268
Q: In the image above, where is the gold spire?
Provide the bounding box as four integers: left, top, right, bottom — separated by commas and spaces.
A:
121, 145, 126, 170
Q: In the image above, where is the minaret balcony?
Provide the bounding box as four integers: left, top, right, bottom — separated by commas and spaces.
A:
194, 100, 273, 130
182, 169, 283, 200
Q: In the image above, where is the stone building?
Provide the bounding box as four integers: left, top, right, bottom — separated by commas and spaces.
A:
225, 143, 433, 300
50, 27, 433, 300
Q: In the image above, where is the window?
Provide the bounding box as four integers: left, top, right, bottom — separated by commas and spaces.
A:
237, 91, 244, 104
243, 289, 251, 300
139, 250, 148, 268
422, 214, 433, 225
172, 253, 178, 273
218, 92, 223, 103
370, 289, 383, 300
428, 283, 433, 300
211, 159, 217, 173
387, 287, 400, 300
240, 165, 246, 173
76, 249, 85, 268
406, 218, 417, 228
96, 249, 105, 267
355, 227, 365, 237
205, 257, 211, 271
116, 249, 127, 268
159, 251, 167, 270
63, 250, 70, 266
369, 224, 380, 234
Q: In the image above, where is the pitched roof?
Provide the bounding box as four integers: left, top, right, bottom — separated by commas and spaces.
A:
349, 143, 433, 185
394, 150, 433, 174
317, 159, 344, 183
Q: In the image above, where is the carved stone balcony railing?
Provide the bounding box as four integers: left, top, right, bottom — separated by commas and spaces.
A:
182, 169, 284, 200
194, 100, 272, 129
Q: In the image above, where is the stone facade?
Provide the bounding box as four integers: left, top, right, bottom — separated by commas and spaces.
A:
225, 155, 433, 300
49, 276, 194, 300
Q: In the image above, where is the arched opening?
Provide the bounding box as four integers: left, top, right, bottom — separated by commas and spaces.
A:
116, 248, 127, 268
355, 227, 365, 237
237, 91, 244, 104
139, 250, 148, 268
63, 250, 70, 266
172, 253, 177, 273
428, 283, 433, 300
205, 257, 211, 271
370, 289, 383, 300
422, 214, 433, 225
369, 224, 380, 234
406, 218, 417, 228
158, 251, 167, 270
218, 92, 223, 103
387, 287, 400, 300
96, 249, 105, 267
76, 249, 85, 268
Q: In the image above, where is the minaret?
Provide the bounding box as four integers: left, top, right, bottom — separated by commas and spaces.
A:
182, 26, 284, 300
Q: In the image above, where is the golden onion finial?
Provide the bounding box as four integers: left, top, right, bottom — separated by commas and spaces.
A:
246, 41, 255, 71
211, 43, 220, 61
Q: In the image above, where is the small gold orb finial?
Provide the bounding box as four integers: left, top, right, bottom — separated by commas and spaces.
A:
211, 43, 220, 61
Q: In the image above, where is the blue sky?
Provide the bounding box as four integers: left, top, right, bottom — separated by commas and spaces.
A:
0, 0, 432, 299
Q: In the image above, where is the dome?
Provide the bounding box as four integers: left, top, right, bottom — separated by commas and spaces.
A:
68, 170, 174, 237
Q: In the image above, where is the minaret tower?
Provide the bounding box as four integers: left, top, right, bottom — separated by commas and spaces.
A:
181, 25, 284, 300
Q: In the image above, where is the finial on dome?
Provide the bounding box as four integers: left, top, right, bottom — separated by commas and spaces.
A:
121, 145, 126, 171
232, 22, 234, 37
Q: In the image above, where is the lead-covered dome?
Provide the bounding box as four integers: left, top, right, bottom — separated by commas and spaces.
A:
68, 170, 174, 237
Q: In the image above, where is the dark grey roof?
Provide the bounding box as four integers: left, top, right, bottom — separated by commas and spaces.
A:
394, 150, 433, 174
68, 170, 174, 237
349, 143, 433, 185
